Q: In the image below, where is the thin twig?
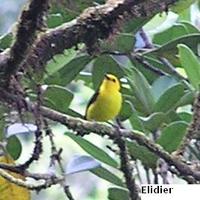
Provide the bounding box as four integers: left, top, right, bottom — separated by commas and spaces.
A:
175, 92, 200, 156
144, 167, 151, 184
114, 122, 140, 200
1, 91, 200, 182
0, 168, 63, 190
159, 57, 188, 81
138, 28, 154, 49
16, 85, 43, 170
130, 53, 168, 76
44, 120, 75, 200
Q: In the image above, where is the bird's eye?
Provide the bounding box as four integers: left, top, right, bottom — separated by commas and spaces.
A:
112, 79, 116, 82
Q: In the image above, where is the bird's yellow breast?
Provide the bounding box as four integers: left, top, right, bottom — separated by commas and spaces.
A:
86, 89, 122, 122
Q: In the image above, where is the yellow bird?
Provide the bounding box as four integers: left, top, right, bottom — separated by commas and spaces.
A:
85, 74, 122, 122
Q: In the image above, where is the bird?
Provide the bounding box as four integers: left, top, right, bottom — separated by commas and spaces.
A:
85, 73, 122, 122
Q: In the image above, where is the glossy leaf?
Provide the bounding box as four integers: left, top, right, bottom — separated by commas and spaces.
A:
119, 100, 133, 121
127, 141, 157, 169
91, 167, 124, 187
178, 112, 192, 123
125, 67, 155, 115
47, 50, 76, 75
180, 21, 200, 34
170, 0, 195, 13
0, 33, 13, 49
124, 18, 151, 33
44, 85, 73, 113
0, 155, 31, 200
92, 55, 124, 90
66, 108, 83, 118
66, 155, 101, 174
153, 24, 189, 45
157, 121, 188, 153
130, 56, 160, 84
165, 110, 182, 124
129, 112, 145, 132
6, 136, 22, 160
115, 33, 134, 52
6, 123, 37, 137
47, 13, 63, 28
178, 44, 200, 90
175, 90, 194, 107
65, 132, 118, 168
60, 55, 91, 85
146, 33, 200, 66
153, 83, 184, 112
151, 76, 178, 101
46, 55, 91, 85
108, 187, 129, 200
140, 112, 166, 132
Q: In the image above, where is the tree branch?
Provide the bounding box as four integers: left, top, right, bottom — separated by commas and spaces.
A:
175, 92, 200, 156
0, 168, 63, 190
0, 0, 50, 85
115, 128, 140, 200
1, 89, 200, 182
0, 0, 180, 82
34, 105, 200, 182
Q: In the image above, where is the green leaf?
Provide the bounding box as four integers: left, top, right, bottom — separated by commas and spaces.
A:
127, 141, 157, 169
65, 132, 118, 168
60, 55, 91, 85
0, 33, 13, 49
76, 71, 92, 86
46, 50, 76, 76
130, 56, 160, 84
108, 187, 129, 200
125, 67, 155, 115
66, 155, 101, 174
47, 13, 63, 28
124, 18, 151, 33
153, 24, 189, 45
44, 85, 73, 113
153, 83, 184, 112
180, 21, 200, 34
115, 33, 134, 52
146, 33, 200, 66
165, 110, 181, 124
92, 55, 124, 90
178, 44, 200, 90
157, 121, 188, 153
178, 112, 192, 123
91, 166, 124, 187
129, 112, 145, 132
170, 0, 195, 13
66, 108, 83, 118
118, 100, 133, 121
46, 55, 91, 85
151, 76, 178, 101
176, 90, 194, 107
6, 136, 22, 160
140, 112, 166, 132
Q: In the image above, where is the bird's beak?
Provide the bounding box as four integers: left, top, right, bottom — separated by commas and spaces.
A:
105, 74, 109, 80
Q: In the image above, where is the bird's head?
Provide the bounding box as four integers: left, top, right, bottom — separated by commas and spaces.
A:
100, 74, 121, 91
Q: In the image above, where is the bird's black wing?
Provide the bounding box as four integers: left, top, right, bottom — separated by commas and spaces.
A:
84, 91, 99, 119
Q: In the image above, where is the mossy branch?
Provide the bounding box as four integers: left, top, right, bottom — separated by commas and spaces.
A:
0, 0, 50, 85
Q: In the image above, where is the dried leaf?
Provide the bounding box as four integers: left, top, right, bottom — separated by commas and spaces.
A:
0, 155, 31, 200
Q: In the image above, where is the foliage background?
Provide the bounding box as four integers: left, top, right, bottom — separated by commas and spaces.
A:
0, 0, 200, 200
